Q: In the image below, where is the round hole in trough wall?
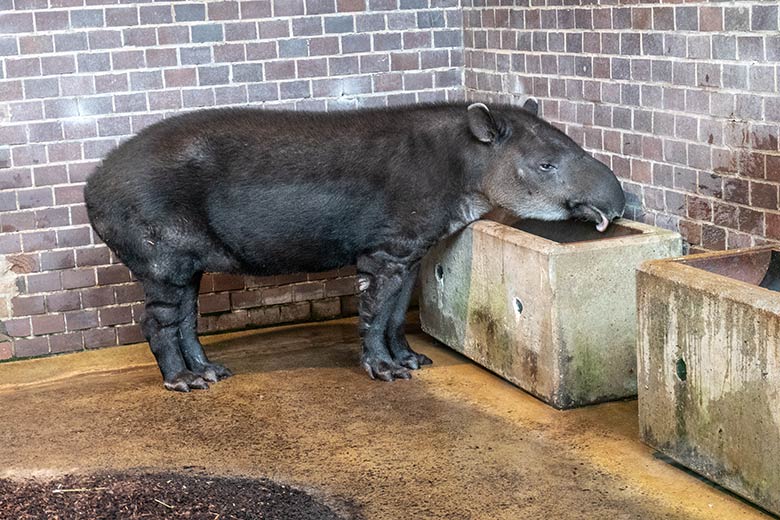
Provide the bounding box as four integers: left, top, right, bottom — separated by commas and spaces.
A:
676, 358, 687, 382
435, 264, 444, 282
513, 297, 523, 315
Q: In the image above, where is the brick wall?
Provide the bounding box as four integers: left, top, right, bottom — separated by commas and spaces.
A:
0, 0, 464, 359
2, 0, 777, 361
463, 1, 780, 253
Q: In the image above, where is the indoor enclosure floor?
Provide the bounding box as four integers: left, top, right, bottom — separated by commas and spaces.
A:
0, 317, 773, 519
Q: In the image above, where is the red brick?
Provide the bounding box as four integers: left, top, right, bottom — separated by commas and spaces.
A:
337, 0, 364, 12
766, 213, 780, 240
12, 295, 45, 316
65, 309, 98, 331
214, 310, 250, 331
116, 323, 144, 345
701, 224, 726, 250
56, 226, 91, 248
62, 268, 96, 289
751, 182, 779, 210
31, 313, 65, 335
231, 290, 263, 309
46, 291, 81, 312
199, 293, 231, 314
292, 281, 324, 302
99, 306, 132, 326
14, 336, 49, 357
678, 219, 702, 246
0, 342, 12, 360
84, 328, 117, 349
738, 207, 764, 235
49, 332, 83, 353
97, 265, 131, 285
727, 230, 752, 250
208, 1, 239, 20
279, 301, 310, 323
247, 305, 281, 327
81, 286, 115, 308
22, 230, 56, 252
262, 285, 293, 305
41, 251, 76, 270
212, 273, 245, 291
114, 282, 144, 303
312, 297, 341, 320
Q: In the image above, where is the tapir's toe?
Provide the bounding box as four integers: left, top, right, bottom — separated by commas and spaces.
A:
163, 371, 211, 392
193, 362, 233, 383
416, 353, 433, 366
361, 357, 411, 381
393, 349, 433, 370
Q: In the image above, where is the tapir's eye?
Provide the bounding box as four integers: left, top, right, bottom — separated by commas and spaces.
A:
539, 163, 556, 172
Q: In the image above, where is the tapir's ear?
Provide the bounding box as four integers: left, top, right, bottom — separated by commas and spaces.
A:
467, 103, 510, 144
522, 97, 539, 116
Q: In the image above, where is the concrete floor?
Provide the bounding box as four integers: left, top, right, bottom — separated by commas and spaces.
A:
0, 317, 773, 520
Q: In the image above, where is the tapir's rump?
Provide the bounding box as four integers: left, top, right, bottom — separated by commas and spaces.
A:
85, 102, 625, 391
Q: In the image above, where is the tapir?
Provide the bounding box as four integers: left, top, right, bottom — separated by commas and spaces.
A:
84, 100, 626, 392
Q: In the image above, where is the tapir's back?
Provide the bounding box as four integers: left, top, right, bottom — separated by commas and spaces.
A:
84, 105, 468, 276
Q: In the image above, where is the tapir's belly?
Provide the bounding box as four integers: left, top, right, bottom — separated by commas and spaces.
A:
206, 182, 386, 275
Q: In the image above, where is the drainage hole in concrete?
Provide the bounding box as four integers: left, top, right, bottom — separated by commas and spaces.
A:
435, 264, 444, 282
0, 471, 359, 520
513, 297, 523, 315
676, 358, 687, 382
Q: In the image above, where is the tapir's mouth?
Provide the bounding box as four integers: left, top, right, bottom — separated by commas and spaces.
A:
588, 205, 610, 232
570, 203, 611, 232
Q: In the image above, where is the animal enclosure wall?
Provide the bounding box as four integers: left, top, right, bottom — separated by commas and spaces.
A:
462, 1, 780, 252
0, 1, 464, 359
1, 0, 778, 361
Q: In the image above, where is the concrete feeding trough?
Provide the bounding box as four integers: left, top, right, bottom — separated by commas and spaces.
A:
419, 217, 682, 409
637, 246, 780, 516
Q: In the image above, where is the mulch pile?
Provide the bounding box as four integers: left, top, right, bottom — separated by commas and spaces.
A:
0, 472, 353, 519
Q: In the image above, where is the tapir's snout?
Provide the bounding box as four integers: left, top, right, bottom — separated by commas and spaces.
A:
566, 159, 626, 232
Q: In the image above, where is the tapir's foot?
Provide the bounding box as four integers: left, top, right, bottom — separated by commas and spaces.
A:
163, 370, 211, 392
190, 362, 233, 383
361, 355, 411, 382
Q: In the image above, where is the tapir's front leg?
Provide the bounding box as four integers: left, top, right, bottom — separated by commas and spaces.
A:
357, 252, 413, 381
386, 264, 433, 370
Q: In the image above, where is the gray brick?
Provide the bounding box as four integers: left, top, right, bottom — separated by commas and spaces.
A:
175, 4, 206, 22
324, 15, 354, 33
279, 38, 309, 58
192, 24, 224, 43
70, 9, 104, 28
752, 5, 778, 31
233, 63, 263, 83
181, 46, 213, 65
417, 11, 445, 28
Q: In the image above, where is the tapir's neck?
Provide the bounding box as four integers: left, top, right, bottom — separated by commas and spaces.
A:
446, 193, 492, 235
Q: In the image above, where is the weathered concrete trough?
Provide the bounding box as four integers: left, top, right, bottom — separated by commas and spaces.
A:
637, 246, 780, 516
420, 217, 682, 409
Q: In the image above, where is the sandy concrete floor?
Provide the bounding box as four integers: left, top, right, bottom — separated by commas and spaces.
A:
0, 317, 773, 520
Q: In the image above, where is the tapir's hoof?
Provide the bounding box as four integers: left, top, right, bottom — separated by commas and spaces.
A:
163, 371, 211, 392
395, 352, 433, 370
192, 362, 233, 383
361, 356, 411, 382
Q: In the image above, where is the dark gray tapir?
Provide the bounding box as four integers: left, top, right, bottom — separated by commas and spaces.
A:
84, 101, 625, 392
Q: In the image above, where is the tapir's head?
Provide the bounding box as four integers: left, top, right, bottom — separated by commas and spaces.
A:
469, 100, 625, 232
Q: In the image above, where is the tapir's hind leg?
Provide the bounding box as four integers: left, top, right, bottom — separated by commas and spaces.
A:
141, 278, 210, 392
385, 264, 433, 370
177, 274, 233, 383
